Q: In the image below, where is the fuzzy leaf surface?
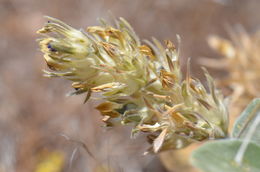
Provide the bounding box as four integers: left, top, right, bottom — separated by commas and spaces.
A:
232, 98, 260, 144
191, 139, 260, 172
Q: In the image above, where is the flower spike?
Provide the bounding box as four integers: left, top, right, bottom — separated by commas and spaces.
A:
37, 16, 229, 153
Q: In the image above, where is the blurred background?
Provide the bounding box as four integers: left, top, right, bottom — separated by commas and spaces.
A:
0, 0, 259, 171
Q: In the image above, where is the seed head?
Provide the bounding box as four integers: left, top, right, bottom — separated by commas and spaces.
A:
205, 30, 260, 109
37, 16, 229, 153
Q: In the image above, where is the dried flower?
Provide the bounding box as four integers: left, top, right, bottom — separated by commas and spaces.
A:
203, 30, 260, 109
37, 16, 228, 153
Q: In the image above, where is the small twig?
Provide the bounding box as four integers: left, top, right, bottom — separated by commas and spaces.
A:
60, 133, 96, 160
69, 148, 78, 169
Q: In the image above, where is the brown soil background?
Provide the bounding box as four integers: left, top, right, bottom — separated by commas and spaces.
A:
0, 0, 259, 171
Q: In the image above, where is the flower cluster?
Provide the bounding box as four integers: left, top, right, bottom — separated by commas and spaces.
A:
37, 16, 228, 153
205, 30, 260, 108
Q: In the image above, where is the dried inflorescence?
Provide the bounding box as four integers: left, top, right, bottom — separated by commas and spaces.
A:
37, 16, 228, 153
205, 30, 260, 108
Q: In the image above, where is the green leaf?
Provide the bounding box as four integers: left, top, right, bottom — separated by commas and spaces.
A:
232, 98, 260, 144
191, 139, 260, 172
